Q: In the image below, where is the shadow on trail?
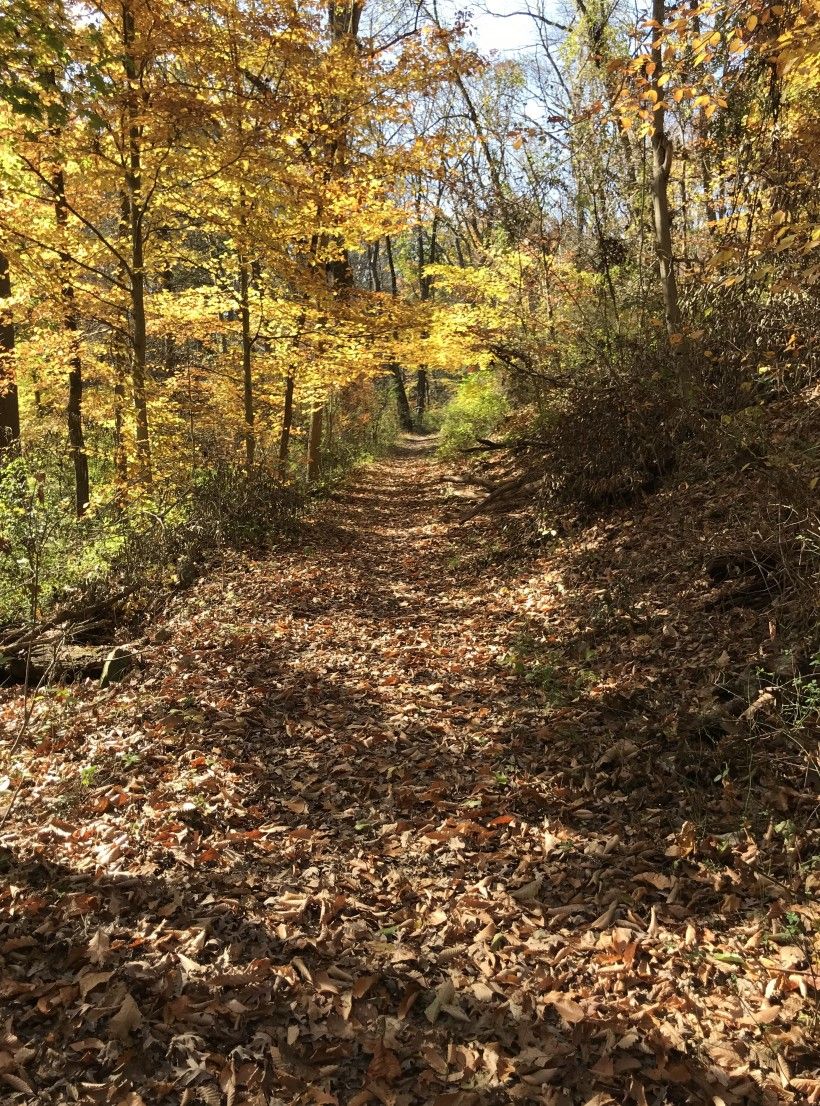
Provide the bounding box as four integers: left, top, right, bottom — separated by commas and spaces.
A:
1, 442, 805, 1105
2, 837, 772, 1106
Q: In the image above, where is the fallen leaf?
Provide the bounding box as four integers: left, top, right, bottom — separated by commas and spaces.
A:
108, 993, 142, 1040
79, 970, 114, 999
425, 980, 455, 1023
367, 1040, 402, 1082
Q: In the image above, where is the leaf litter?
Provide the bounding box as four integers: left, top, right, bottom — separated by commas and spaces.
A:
0, 440, 818, 1105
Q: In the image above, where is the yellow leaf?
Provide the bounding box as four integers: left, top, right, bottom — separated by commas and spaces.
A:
746, 14, 758, 31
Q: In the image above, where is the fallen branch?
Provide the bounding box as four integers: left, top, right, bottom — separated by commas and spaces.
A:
0, 587, 135, 654
459, 467, 546, 523
460, 437, 551, 455
448, 473, 497, 491
458, 437, 509, 453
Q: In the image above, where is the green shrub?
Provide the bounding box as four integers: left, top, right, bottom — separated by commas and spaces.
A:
0, 444, 305, 628
0, 450, 118, 624
437, 369, 509, 457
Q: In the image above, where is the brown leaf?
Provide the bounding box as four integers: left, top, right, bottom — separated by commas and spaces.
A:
352, 974, 379, 999
635, 871, 673, 891
108, 993, 142, 1040
1, 1073, 34, 1094
425, 980, 455, 1023
739, 1004, 782, 1026
177, 952, 205, 975
511, 876, 542, 902
422, 1045, 449, 1077
471, 981, 495, 1002
219, 1058, 237, 1106
397, 985, 420, 1020
545, 992, 585, 1024
70, 1038, 105, 1052
778, 945, 807, 971
79, 970, 114, 999
366, 1040, 402, 1083
87, 928, 111, 966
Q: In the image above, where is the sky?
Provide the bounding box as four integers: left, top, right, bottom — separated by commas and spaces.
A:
465, 2, 544, 57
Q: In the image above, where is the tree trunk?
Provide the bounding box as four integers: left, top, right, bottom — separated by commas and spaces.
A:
129, 214, 151, 483
238, 255, 254, 469
382, 236, 413, 431
415, 221, 433, 430
278, 374, 294, 479
328, 2, 363, 40
0, 251, 20, 453
303, 1, 362, 478
160, 226, 177, 376
111, 191, 131, 490
113, 354, 128, 486
53, 166, 90, 515
123, 0, 152, 485
307, 404, 323, 481
392, 365, 414, 432
649, 0, 685, 370
416, 368, 428, 425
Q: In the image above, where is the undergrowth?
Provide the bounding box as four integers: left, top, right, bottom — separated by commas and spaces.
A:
0, 444, 305, 629
437, 368, 509, 458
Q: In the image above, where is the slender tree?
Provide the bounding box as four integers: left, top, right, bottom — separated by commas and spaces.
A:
0, 250, 19, 451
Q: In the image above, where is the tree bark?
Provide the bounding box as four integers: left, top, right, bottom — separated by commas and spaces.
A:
416, 368, 428, 425
304, 2, 362, 478
307, 404, 323, 481
113, 353, 128, 486
382, 236, 413, 431
278, 374, 294, 479
392, 365, 414, 432
328, 1, 363, 40
415, 219, 433, 428
649, 0, 685, 355
160, 226, 177, 376
0, 250, 20, 453
238, 254, 255, 469
53, 166, 90, 515
123, 0, 152, 485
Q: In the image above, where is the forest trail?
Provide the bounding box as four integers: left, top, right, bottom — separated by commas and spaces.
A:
1, 443, 812, 1105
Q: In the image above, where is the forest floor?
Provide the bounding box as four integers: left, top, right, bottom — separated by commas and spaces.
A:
0, 436, 818, 1106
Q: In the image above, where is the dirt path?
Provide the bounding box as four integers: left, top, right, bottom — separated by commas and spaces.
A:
0, 443, 812, 1105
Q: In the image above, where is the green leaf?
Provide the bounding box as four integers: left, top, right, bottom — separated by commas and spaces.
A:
711, 952, 744, 965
